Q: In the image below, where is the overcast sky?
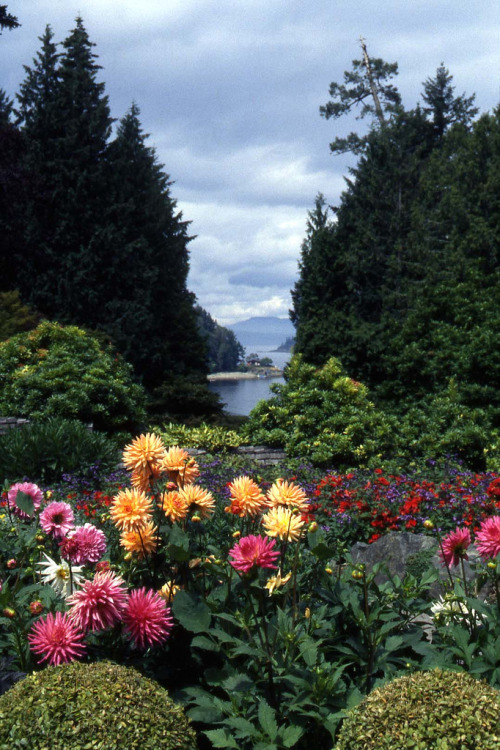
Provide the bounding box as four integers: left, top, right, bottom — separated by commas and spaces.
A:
3, 1, 499, 324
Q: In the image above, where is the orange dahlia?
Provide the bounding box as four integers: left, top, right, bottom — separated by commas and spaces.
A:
266, 479, 309, 513
110, 488, 153, 532
262, 506, 305, 542
122, 433, 166, 475
225, 475, 268, 517
179, 484, 215, 519
130, 467, 162, 493
160, 446, 200, 486
120, 520, 159, 559
159, 490, 190, 523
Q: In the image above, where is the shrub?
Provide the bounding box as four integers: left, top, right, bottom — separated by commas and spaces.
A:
0, 418, 120, 484
334, 668, 500, 749
243, 354, 396, 468
156, 421, 245, 452
0, 660, 198, 750
0, 320, 147, 431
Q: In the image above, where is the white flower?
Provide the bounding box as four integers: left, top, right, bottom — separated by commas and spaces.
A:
37, 553, 84, 598
431, 596, 481, 624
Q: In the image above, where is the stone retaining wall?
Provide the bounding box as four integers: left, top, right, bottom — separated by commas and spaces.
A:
0, 417, 30, 435
191, 445, 287, 466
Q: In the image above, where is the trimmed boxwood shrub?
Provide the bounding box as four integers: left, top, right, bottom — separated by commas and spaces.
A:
334, 668, 500, 749
0, 660, 198, 750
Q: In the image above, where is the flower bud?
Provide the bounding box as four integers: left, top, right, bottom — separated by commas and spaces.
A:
308, 522, 318, 533
423, 519, 434, 530
304, 607, 311, 619
351, 569, 364, 580
191, 515, 201, 523
3, 607, 16, 619
29, 600, 44, 615
487, 561, 497, 570
324, 567, 333, 575
36, 533, 45, 543
6, 559, 16, 569
232, 530, 241, 538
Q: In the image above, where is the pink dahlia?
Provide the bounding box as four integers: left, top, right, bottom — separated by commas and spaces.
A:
28, 611, 86, 666
39, 501, 74, 538
67, 570, 128, 632
60, 523, 106, 565
475, 516, 500, 561
229, 534, 280, 573
123, 588, 173, 650
8, 482, 43, 519
439, 526, 471, 567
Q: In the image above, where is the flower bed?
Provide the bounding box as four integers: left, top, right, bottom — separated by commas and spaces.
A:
1, 442, 500, 749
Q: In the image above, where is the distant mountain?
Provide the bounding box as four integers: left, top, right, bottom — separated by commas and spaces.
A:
227, 317, 295, 350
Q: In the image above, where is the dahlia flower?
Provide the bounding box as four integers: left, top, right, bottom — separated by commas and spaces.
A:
431, 596, 481, 624
158, 581, 181, 603
110, 488, 153, 532
265, 570, 292, 595
160, 446, 200, 486
28, 611, 86, 666
266, 479, 309, 513
262, 506, 305, 542
122, 433, 166, 475
179, 484, 215, 518
67, 570, 128, 632
439, 526, 471, 568
160, 489, 190, 523
8, 482, 43, 519
225, 476, 268, 517
229, 534, 280, 573
130, 466, 162, 492
475, 516, 500, 560
37, 553, 84, 598
60, 523, 106, 565
123, 588, 173, 650
120, 520, 159, 558
39, 501, 74, 538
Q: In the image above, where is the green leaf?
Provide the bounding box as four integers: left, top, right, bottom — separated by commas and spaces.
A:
281, 724, 304, 747
222, 673, 254, 693
203, 729, 240, 749
166, 524, 190, 562
258, 699, 278, 741
14, 490, 34, 516
172, 589, 211, 632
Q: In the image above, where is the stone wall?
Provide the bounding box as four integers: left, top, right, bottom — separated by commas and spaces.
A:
0, 417, 30, 435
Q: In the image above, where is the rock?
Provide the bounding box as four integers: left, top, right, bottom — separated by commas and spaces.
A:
350, 531, 482, 597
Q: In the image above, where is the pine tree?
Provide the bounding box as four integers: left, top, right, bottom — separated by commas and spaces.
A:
422, 64, 478, 140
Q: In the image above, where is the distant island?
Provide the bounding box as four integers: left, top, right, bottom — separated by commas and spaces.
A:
226, 316, 295, 351
274, 336, 295, 353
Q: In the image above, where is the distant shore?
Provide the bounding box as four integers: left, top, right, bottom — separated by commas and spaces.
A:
208, 368, 283, 381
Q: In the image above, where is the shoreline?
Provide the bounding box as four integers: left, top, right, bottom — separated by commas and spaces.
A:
208, 369, 283, 381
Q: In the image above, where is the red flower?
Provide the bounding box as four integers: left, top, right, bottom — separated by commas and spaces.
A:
229, 534, 280, 573
123, 588, 173, 650
475, 516, 500, 560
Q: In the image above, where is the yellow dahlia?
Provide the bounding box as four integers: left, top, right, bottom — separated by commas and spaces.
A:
266, 479, 309, 513
122, 433, 166, 475
158, 581, 181, 603
160, 446, 200, 486
179, 484, 215, 519
225, 475, 268, 517
120, 520, 159, 559
262, 506, 305, 542
110, 488, 153, 532
159, 490, 190, 523
265, 570, 292, 595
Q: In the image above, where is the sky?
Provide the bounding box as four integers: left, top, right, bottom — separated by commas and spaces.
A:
2, 1, 499, 325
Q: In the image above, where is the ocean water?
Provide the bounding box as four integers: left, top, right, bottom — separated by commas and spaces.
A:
208, 348, 291, 416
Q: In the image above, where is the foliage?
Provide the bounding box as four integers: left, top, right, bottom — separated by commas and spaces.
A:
156, 422, 246, 452
196, 305, 245, 373
0, 661, 197, 750
293, 57, 498, 431
0, 320, 147, 431
243, 354, 396, 468
0, 290, 39, 341
334, 669, 500, 749
8, 20, 212, 414
0, 418, 120, 484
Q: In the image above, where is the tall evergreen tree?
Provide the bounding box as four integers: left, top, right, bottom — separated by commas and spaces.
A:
422, 64, 478, 140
